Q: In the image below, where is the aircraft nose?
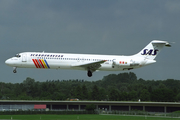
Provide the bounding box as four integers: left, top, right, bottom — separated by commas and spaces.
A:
5, 59, 12, 65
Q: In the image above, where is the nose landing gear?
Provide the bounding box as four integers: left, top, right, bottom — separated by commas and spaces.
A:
13, 67, 17, 73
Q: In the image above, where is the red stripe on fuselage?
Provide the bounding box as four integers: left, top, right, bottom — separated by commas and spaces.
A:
32, 59, 38, 68
35, 59, 41, 68
39, 59, 45, 68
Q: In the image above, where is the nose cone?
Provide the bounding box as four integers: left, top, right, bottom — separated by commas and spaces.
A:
5, 59, 13, 66
5, 59, 10, 65
5, 58, 21, 67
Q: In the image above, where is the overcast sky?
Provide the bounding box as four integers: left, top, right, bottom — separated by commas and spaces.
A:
1, 0, 180, 83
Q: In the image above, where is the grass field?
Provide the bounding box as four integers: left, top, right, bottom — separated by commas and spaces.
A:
0, 114, 179, 120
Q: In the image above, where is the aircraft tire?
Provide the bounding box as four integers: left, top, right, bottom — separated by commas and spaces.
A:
13, 70, 17, 73
87, 70, 92, 77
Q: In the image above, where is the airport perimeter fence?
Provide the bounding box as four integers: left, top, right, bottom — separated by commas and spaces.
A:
99, 110, 180, 118
1, 109, 180, 118
0, 110, 98, 115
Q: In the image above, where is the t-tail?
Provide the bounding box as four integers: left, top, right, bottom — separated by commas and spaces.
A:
133, 40, 171, 60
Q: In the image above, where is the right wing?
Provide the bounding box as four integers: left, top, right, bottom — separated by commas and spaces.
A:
71, 60, 107, 72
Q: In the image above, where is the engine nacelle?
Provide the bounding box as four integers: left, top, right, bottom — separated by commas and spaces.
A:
130, 62, 140, 67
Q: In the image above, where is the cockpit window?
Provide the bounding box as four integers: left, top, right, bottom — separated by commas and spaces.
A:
15, 54, 21, 58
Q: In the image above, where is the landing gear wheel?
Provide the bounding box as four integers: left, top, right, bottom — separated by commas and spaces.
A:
13, 67, 17, 73
13, 70, 17, 73
87, 70, 92, 77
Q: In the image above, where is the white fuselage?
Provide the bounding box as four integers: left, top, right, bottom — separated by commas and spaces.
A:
5, 52, 155, 71
5, 40, 170, 77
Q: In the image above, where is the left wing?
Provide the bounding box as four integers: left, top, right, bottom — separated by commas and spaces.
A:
71, 60, 106, 72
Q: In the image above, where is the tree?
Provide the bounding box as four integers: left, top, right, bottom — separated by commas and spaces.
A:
82, 84, 88, 100
148, 86, 152, 93
23, 77, 35, 96
99, 88, 106, 100
75, 85, 82, 99
0, 72, 179, 102
128, 90, 138, 101
117, 72, 137, 83
40, 82, 51, 99
119, 86, 128, 92
109, 89, 119, 101
85, 104, 96, 111
139, 89, 150, 101
119, 92, 128, 101
176, 93, 180, 102
91, 85, 100, 100
158, 83, 166, 89
51, 92, 66, 100
151, 88, 175, 102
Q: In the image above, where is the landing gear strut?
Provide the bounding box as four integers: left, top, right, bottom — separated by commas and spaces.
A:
87, 70, 92, 77
13, 67, 17, 73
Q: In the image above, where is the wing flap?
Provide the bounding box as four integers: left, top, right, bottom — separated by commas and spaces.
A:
71, 60, 106, 71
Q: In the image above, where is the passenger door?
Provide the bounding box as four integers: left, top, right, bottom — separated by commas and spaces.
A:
22, 54, 27, 62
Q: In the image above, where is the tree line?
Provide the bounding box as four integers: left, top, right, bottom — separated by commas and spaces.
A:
0, 72, 180, 102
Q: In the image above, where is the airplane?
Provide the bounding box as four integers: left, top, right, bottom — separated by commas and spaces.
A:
5, 40, 171, 77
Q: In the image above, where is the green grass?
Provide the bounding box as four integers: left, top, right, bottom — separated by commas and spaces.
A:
0, 114, 178, 120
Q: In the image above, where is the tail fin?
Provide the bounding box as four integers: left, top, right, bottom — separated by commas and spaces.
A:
133, 40, 171, 60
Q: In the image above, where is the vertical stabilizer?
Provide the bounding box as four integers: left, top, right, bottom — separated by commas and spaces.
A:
133, 40, 171, 60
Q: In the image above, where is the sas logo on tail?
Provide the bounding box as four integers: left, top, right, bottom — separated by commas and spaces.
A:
141, 49, 159, 56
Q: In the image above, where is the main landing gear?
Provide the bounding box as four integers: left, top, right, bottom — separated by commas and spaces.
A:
13, 67, 17, 73
87, 70, 92, 77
